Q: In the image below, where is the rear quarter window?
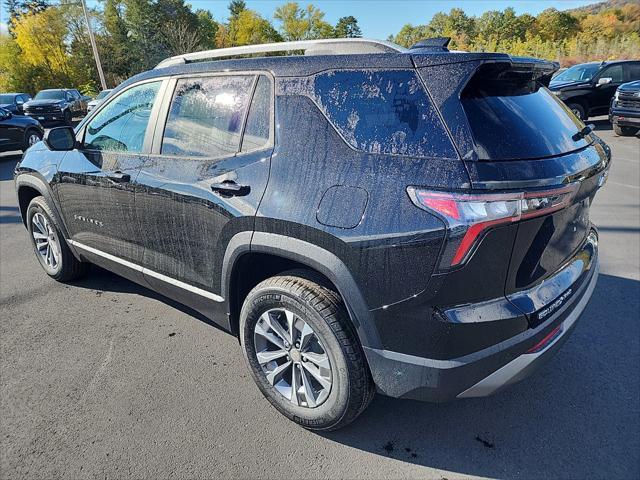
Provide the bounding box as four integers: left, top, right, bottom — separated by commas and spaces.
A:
312, 70, 457, 159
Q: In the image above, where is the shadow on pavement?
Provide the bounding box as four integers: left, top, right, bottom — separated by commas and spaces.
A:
68, 265, 229, 334
319, 273, 639, 479
592, 118, 612, 132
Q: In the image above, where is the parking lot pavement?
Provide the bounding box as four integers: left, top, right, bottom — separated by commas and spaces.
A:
1, 119, 638, 479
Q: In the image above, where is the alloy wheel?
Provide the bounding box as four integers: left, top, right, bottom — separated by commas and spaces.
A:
31, 212, 61, 270
253, 308, 332, 408
27, 133, 41, 146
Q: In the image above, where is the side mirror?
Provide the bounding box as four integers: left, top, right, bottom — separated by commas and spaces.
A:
597, 77, 612, 86
43, 127, 76, 151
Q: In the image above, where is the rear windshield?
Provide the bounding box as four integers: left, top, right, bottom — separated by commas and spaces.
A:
0, 95, 15, 103
313, 70, 457, 159
462, 64, 592, 160
35, 90, 65, 100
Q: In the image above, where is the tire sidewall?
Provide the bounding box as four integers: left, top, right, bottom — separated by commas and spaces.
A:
568, 102, 586, 121
26, 199, 63, 277
23, 128, 41, 151
240, 286, 352, 430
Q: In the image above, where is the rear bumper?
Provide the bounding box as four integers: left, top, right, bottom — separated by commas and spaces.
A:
364, 233, 599, 402
609, 107, 640, 127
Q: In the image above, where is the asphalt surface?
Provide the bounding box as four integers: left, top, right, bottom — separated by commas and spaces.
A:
1, 119, 638, 480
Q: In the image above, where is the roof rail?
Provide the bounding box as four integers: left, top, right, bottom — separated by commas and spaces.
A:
155, 38, 407, 69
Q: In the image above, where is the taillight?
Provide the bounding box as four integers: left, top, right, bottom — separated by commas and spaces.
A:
407, 183, 579, 269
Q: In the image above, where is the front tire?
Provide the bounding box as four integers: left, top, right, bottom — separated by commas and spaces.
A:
63, 109, 72, 126
614, 124, 639, 136
22, 128, 42, 151
26, 196, 88, 281
568, 102, 587, 121
240, 273, 374, 431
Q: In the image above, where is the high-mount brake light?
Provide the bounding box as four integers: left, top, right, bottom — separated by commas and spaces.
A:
407, 183, 579, 268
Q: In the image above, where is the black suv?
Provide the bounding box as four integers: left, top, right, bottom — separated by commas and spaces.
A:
14, 38, 609, 430
24, 88, 88, 126
0, 92, 32, 114
0, 107, 43, 152
549, 60, 640, 120
609, 80, 640, 136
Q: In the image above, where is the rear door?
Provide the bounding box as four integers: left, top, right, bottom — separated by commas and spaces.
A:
56, 79, 167, 280
135, 73, 274, 314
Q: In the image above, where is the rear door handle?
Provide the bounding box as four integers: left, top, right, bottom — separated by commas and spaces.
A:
105, 171, 131, 183
211, 180, 250, 196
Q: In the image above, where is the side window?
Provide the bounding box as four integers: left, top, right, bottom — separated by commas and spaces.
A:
241, 75, 272, 152
161, 75, 253, 158
600, 65, 624, 83
313, 70, 457, 158
84, 81, 161, 153
625, 63, 640, 82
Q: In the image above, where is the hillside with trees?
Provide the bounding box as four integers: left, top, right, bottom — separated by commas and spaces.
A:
0, 0, 638, 94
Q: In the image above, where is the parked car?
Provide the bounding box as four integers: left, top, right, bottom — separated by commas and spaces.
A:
14, 38, 610, 430
86, 89, 112, 113
0, 93, 32, 115
23, 88, 88, 126
0, 107, 43, 152
609, 80, 640, 136
549, 60, 640, 120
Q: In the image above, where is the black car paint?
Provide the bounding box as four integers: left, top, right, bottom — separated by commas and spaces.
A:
15, 50, 609, 401
0, 92, 31, 114
549, 60, 640, 118
609, 80, 640, 130
24, 89, 87, 126
0, 109, 43, 152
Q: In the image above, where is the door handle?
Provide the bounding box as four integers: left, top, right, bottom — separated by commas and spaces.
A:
211, 180, 250, 196
106, 171, 131, 183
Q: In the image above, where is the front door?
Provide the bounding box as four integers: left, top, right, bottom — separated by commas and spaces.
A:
56, 79, 166, 281
135, 74, 274, 324
591, 64, 625, 115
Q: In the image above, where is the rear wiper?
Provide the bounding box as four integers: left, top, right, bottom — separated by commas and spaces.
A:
572, 124, 595, 141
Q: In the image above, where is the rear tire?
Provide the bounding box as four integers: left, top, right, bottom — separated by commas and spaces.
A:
614, 124, 639, 136
240, 273, 374, 431
568, 103, 586, 121
26, 196, 88, 281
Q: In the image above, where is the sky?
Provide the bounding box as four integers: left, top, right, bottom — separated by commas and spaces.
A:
0, 0, 604, 39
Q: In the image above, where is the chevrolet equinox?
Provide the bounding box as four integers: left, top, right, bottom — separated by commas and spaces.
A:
14, 37, 609, 430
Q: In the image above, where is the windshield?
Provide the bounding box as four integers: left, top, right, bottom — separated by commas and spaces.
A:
35, 90, 65, 100
553, 64, 600, 83
96, 90, 112, 100
0, 95, 15, 104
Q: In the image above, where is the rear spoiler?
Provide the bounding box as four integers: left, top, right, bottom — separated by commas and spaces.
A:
412, 52, 559, 86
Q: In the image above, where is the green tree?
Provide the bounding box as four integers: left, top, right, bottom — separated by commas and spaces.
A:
196, 9, 218, 49
535, 8, 580, 41
228, 0, 246, 19
274, 2, 334, 41
335, 15, 361, 38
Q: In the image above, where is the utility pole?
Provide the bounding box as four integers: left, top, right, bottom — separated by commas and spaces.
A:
80, 0, 107, 90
